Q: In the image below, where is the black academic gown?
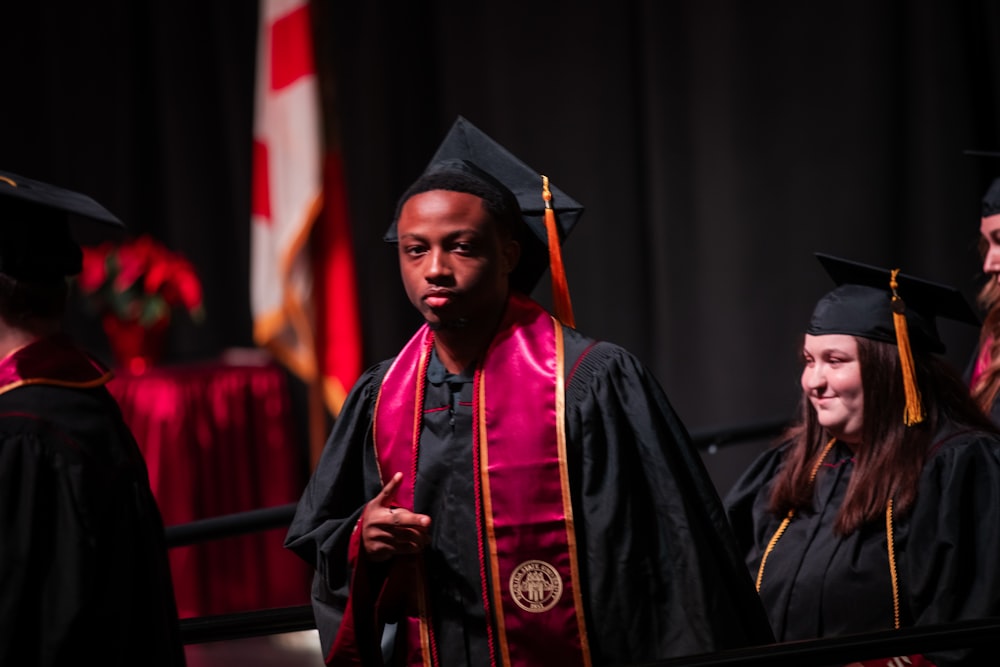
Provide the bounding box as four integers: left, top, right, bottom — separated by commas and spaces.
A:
725, 425, 1000, 666
0, 335, 186, 667
286, 319, 774, 667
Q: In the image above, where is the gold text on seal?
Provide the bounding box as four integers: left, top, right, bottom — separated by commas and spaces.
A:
509, 560, 563, 613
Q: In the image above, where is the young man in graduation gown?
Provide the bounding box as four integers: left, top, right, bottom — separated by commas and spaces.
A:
0, 171, 186, 666
285, 117, 773, 667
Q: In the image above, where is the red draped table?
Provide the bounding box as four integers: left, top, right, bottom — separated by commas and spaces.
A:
107, 357, 312, 619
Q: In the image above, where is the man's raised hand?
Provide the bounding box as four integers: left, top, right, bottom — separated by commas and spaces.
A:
361, 472, 432, 562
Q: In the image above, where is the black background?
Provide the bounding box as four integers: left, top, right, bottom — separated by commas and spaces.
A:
2, 1, 999, 493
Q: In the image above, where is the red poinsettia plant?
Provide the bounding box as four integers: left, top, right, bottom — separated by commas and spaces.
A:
78, 234, 205, 328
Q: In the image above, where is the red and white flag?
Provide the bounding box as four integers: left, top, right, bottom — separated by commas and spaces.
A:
250, 0, 361, 432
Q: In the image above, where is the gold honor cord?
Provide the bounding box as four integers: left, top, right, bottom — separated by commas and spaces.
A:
755, 510, 793, 592
886, 499, 900, 630
756, 438, 836, 592
756, 438, 902, 631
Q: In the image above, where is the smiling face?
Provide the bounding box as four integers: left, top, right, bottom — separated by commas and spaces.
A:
981, 214, 1000, 284
396, 189, 519, 331
801, 333, 865, 445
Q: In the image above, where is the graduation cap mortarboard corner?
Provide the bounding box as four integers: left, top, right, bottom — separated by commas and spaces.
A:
809, 253, 980, 426
0, 170, 125, 282
810, 252, 980, 350
385, 116, 584, 327
963, 150, 1000, 217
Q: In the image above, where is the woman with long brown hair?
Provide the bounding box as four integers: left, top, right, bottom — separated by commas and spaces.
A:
726, 254, 1000, 667
970, 177, 1000, 421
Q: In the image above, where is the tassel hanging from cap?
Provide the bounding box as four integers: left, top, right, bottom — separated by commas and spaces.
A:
542, 175, 575, 328
890, 268, 925, 426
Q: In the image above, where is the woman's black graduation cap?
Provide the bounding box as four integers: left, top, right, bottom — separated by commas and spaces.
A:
0, 170, 124, 282
809, 252, 979, 353
808, 252, 980, 425
385, 116, 585, 325
963, 150, 1000, 217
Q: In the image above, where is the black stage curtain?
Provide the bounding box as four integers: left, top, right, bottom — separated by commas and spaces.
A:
2, 1, 999, 492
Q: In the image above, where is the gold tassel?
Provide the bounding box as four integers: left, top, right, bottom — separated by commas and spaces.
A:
890, 269, 924, 426
542, 175, 575, 328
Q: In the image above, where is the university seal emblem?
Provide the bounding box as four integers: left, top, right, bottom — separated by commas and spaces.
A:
509, 560, 563, 613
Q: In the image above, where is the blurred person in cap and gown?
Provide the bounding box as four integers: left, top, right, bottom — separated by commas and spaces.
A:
285, 117, 774, 666
0, 171, 186, 666
725, 253, 1000, 667
969, 166, 1000, 423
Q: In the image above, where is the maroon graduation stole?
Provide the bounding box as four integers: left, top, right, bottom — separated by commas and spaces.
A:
373, 292, 591, 667
0, 335, 112, 396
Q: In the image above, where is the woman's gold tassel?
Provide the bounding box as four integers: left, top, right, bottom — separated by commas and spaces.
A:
890, 268, 925, 426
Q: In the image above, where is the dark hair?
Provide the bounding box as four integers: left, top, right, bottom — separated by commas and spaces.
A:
0, 272, 68, 327
972, 238, 1000, 413
390, 160, 525, 241
769, 336, 998, 535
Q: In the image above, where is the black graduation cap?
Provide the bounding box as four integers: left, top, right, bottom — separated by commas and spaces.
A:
983, 179, 1000, 218
0, 169, 125, 282
384, 116, 585, 307
808, 252, 979, 355
809, 253, 981, 425
963, 150, 1000, 217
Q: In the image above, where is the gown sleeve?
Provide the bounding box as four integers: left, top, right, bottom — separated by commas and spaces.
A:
564, 340, 774, 664
902, 430, 1000, 667
284, 362, 391, 659
0, 430, 91, 665
723, 444, 788, 562
0, 402, 183, 667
